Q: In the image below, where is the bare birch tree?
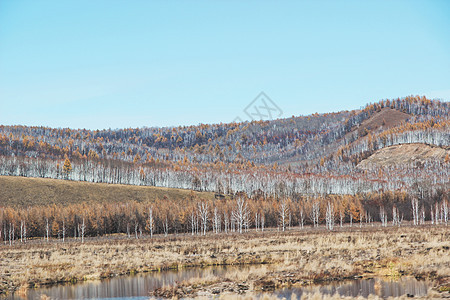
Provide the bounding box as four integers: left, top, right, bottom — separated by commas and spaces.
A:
411, 198, 419, 225
224, 212, 229, 234
443, 199, 448, 225
62, 219, 65, 242
261, 213, 265, 232
20, 220, 24, 243
299, 207, 304, 229
231, 198, 250, 234
431, 206, 435, 225
325, 202, 334, 231
198, 202, 209, 235
419, 205, 426, 225
190, 210, 196, 236
148, 207, 154, 238
9, 223, 14, 246
379, 206, 387, 227
213, 207, 220, 234
392, 206, 398, 226
163, 216, 169, 237
310, 200, 320, 227
339, 208, 344, 228
81, 218, 85, 243
46, 218, 49, 242
279, 199, 289, 232
435, 202, 440, 225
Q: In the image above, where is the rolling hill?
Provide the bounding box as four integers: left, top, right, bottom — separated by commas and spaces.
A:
0, 95, 448, 199
0, 175, 217, 207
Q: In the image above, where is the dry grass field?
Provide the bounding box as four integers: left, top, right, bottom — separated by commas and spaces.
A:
0, 175, 218, 207
1, 225, 449, 298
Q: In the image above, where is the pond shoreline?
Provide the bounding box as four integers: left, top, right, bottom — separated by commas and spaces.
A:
2, 225, 449, 298
151, 275, 434, 299
8, 266, 440, 299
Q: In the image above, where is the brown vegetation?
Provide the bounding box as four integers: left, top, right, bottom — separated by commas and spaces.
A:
0, 175, 216, 207
4, 176, 448, 240
357, 143, 450, 169
358, 107, 410, 134
1, 225, 449, 297
1, 176, 448, 241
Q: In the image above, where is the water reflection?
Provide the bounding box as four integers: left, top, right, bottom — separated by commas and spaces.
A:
9, 266, 234, 300
8, 268, 429, 300
278, 277, 430, 299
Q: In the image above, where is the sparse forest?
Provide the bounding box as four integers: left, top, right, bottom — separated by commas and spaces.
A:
0, 96, 449, 242
0, 191, 448, 244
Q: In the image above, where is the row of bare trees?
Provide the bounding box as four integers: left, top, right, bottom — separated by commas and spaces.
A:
1, 152, 448, 200
1, 195, 448, 245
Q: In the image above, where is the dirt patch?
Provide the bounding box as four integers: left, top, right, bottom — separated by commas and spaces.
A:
358, 143, 450, 169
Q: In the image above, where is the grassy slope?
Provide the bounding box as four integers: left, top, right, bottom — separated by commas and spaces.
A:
0, 176, 216, 207
357, 143, 450, 169
359, 107, 410, 132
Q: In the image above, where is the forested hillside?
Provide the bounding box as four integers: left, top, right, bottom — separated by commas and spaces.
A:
0, 95, 449, 238
0, 95, 448, 198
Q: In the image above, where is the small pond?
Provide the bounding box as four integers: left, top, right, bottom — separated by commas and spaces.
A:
8, 266, 238, 300
8, 267, 430, 299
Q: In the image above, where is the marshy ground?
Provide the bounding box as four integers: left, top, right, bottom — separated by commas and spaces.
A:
1, 225, 449, 299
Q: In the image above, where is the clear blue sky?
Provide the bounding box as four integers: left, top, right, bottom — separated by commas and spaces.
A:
1, 0, 449, 129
